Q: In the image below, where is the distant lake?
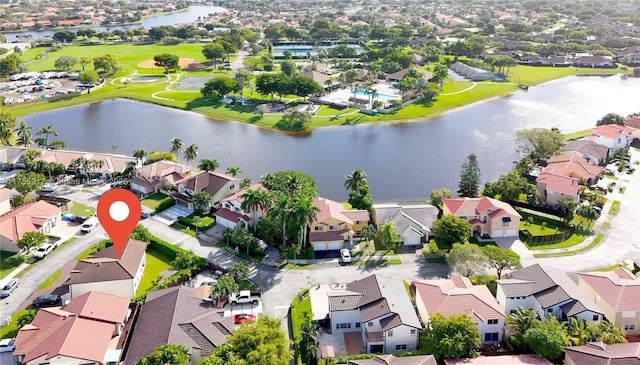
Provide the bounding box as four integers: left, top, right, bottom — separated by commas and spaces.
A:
3, 6, 226, 42
20, 75, 640, 202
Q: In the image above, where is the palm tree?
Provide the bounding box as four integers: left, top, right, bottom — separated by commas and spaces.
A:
271, 194, 293, 247
169, 137, 184, 157
378, 222, 400, 250
291, 195, 319, 247
505, 307, 539, 337
567, 318, 592, 346
226, 165, 242, 177
210, 276, 239, 308
368, 88, 379, 109
36, 125, 57, 148
350, 83, 360, 105
596, 321, 628, 344
241, 188, 271, 233
14, 122, 32, 147
133, 148, 147, 161
183, 144, 198, 166
344, 169, 368, 193
198, 158, 219, 171
228, 262, 250, 284
49, 140, 67, 150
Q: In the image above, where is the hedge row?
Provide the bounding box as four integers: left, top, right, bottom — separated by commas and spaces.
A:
155, 198, 176, 213
177, 215, 216, 231
148, 236, 183, 260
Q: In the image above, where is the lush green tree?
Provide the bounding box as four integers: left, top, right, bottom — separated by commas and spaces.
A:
446, 243, 488, 276
458, 153, 481, 197
421, 313, 481, 360
291, 194, 319, 247
133, 148, 147, 160
348, 184, 373, 213
199, 344, 237, 365
134, 344, 189, 365
226, 166, 242, 177
6, 171, 47, 198
279, 110, 311, 130
52, 30, 76, 43
515, 128, 563, 158
130, 224, 153, 242
198, 158, 219, 172
280, 60, 296, 76
169, 137, 184, 156
430, 62, 449, 88
93, 54, 118, 75
506, 307, 539, 338
261, 171, 317, 198
228, 262, 250, 284
576, 205, 599, 228
183, 144, 198, 166
482, 246, 522, 278
36, 124, 57, 148
361, 224, 377, 244
145, 151, 178, 164
430, 188, 453, 208
595, 320, 628, 345
54, 55, 79, 70
49, 140, 68, 150
344, 169, 368, 193
596, 112, 625, 126
482, 170, 537, 202
17, 231, 48, 252
79, 56, 92, 71
201, 77, 241, 99
433, 215, 471, 248
202, 43, 226, 66
192, 191, 213, 212
226, 316, 292, 365
241, 188, 271, 233
153, 53, 180, 74
78, 70, 99, 93
1, 108, 18, 145
0, 53, 22, 76
171, 250, 202, 271
299, 311, 318, 365
16, 310, 37, 328
211, 276, 239, 307
524, 316, 567, 361
378, 222, 400, 250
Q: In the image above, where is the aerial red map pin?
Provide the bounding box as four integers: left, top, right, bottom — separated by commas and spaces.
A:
97, 189, 141, 259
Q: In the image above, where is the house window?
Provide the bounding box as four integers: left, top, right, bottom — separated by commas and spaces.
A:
395, 344, 407, 350
502, 217, 511, 227
624, 324, 636, 331
484, 333, 499, 342
329, 225, 337, 231
355, 231, 361, 235
547, 308, 553, 313
487, 319, 499, 325
460, 216, 467, 220
230, 184, 235, 190
234, 207, 240, 212
387, 331, 393, 337
410, 329, 416, 335
483, 215, 488, 223
593, 315, 599, 321
368, 322, 373, 327
314, 226, 321, 231
337, 323, 351, 329
355, 323, 361, 328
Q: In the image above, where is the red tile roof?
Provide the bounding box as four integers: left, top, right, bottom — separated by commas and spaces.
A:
442, 197, 521, 219
214, 207, 250, 223
578, 268, 640, 312
591, 124, 634, 139
313, 196, 369, 225
626, 117, 640, 130
536, 169, 580, 196
0, 200, 60, 242
182, 171, 239, 197
221, 183, 267, 204
547, 152, 603, 181
412, 277, 506, 324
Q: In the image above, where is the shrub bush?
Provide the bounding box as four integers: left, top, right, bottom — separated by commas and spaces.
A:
5, 255, 25, 266
426, 241, 439, 254
155, 198, 176, 213
149, 237, 183, 260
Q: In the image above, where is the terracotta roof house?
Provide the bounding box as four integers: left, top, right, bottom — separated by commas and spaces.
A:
385, 68, 433, 82
497, 264, 604, 324
561, 139, 610, 166
310, 196, 370, 251
349, 354, 437, 365
174, 171, 240, 210
565, 342, 640, 365
626, 117, 640, 139
214, 183, 267, 230
319, 274, 421, 355
411, 277, 506, 344
35, 150, 86, 168
445, 354, 553, 364
0, 146, 28, 170
84, 153, 140, 179
574, 56, 616, 68
123, 286, 234, 365
442, 197, 521, 238
536, 167, 580, 206
62, 239, 147, 300
546, 152, 604, 183
577, 268, 640, 335
130, 160, 192, 195
0, 200, 61, 252
13, 291, 132, 365
587, 124, 634, 154
372, 204, 438, 246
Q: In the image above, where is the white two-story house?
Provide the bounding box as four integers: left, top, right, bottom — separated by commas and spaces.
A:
324, 274, 422, 354
411, 277, 506, 344
588, 124, 634, 155
496, 264, 604, 326
214, 183, 268, 230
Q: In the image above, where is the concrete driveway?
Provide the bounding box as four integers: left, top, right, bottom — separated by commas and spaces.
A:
157, 205, 193, 222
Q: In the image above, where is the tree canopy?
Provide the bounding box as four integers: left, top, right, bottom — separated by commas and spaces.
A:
596, 112, 625, 126
458, 153, 481, 197
134, 344, 189, 365
226, 316, 292, 365
421, 313, 481, 360
515, 128, 563, 158
433, 215, 471, 248
153, 53, 180, 73
446, 242, 488, 276
201, 77, 241, 100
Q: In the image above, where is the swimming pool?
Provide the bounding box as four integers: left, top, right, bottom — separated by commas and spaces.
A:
352, 90, 399, 101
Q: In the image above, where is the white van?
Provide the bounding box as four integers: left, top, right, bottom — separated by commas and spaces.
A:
81, 217, 99, 233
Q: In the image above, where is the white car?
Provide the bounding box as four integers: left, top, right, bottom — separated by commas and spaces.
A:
0, 338, 15, 353
340, 248, 352, 263
33, 243, 56, 259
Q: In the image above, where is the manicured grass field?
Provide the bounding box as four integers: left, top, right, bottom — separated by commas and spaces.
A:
66, 201, 95, 216
533, 233, 604, 258
525, 233, 587, 250
135, 247, 173, 297
0, 251, 22, 279
0, 310, 36, 339
141, 193, 173, 211
468, 236, 498, 247
290, 288, 312, 365
564, 129, 592, 140
608, 200, 620, 215
37, 269, 61, 290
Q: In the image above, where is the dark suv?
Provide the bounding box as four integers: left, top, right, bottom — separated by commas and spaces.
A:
32, 294, 61, 307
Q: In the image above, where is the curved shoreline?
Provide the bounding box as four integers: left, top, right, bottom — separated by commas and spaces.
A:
12, 73, 628, 134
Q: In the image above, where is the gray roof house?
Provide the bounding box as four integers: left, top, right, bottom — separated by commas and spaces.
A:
565, 342, 640, 365
323, 274, 422, 355
496, 264, 604, 324
373, 204, 438, 246
123, 286, 234, 365
0, 146, 28, 170
561, 139, 609, 166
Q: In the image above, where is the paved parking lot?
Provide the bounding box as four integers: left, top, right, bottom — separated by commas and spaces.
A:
1, 77, 82, 105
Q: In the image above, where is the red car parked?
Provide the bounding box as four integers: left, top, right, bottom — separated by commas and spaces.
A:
234, 314, 256, 324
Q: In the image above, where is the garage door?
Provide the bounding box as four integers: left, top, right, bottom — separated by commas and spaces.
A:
504, 230, 518, 237
216, 216, 235, 229
327, 242, 341, 250
313, 243, 327, 251
491, 230, 504, 238
403, 236, 421, 246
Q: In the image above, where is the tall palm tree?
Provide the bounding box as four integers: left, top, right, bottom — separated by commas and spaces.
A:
169, 137, 184, 157
344, 169, 368, 193
505, 307, 539, 337
14, 122, 32, 147
226, 165, 242, 177
271, 194, 293, 247
596, 320, 628, 344
34, 138, 48, 149
292, 195, 319, 248
36, 125, 57, 148
567, 318, 592, 346
133, 148, 147, 161
369, 88, 379, 109
198, 158, 219, 171
241, 188, 267, 233
183, 144, 198, 166
378, 222, 400, 250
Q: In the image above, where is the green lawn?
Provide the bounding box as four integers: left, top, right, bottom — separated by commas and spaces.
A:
0, 310, 36, 339
290, 289, 312, 365
564, 129, 592, 140
0, 251, 23, 279
170, 222, 196, 236
593, 262, 630, 272
37, 269, 61, 290
525, 233, 587, 250
66, 201, 95, 216
608, 201, 620, 215
183, 211, 215, 228
534, 233, 605, 258
520, 221, 568, 236
141, 193, 173, 211
468, 236, 498, 247
135, 247, 173, 297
